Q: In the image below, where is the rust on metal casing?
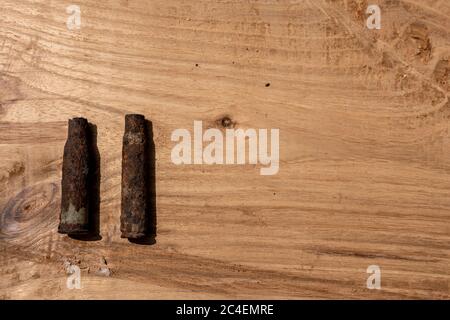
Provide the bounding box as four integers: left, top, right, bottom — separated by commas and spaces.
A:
121, 114, 148, 238
58, 117, 90, 234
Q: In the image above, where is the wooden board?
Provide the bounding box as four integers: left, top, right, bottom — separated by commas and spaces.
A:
0, 0, 449, 299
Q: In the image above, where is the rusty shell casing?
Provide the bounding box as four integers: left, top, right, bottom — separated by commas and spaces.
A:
121, 114, 148, 238
58, 117, 90, 234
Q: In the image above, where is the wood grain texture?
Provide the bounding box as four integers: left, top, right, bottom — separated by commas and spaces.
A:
0, 0, 449, 299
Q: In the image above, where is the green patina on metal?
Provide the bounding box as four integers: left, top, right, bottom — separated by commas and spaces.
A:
61, 202, 87, 225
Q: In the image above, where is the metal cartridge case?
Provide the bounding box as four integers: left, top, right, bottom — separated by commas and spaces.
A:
59, 117, 90, 234
121, 114, 148, 238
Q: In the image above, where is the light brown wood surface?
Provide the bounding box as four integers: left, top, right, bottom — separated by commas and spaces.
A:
0, 0, 449, 299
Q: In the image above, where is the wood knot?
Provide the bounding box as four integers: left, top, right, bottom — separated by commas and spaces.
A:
217, 116, 236, 129
0, 183, 59, 240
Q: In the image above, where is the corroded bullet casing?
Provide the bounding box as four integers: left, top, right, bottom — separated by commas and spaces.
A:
59, 117, 90, 234
121, 114, 148, 238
